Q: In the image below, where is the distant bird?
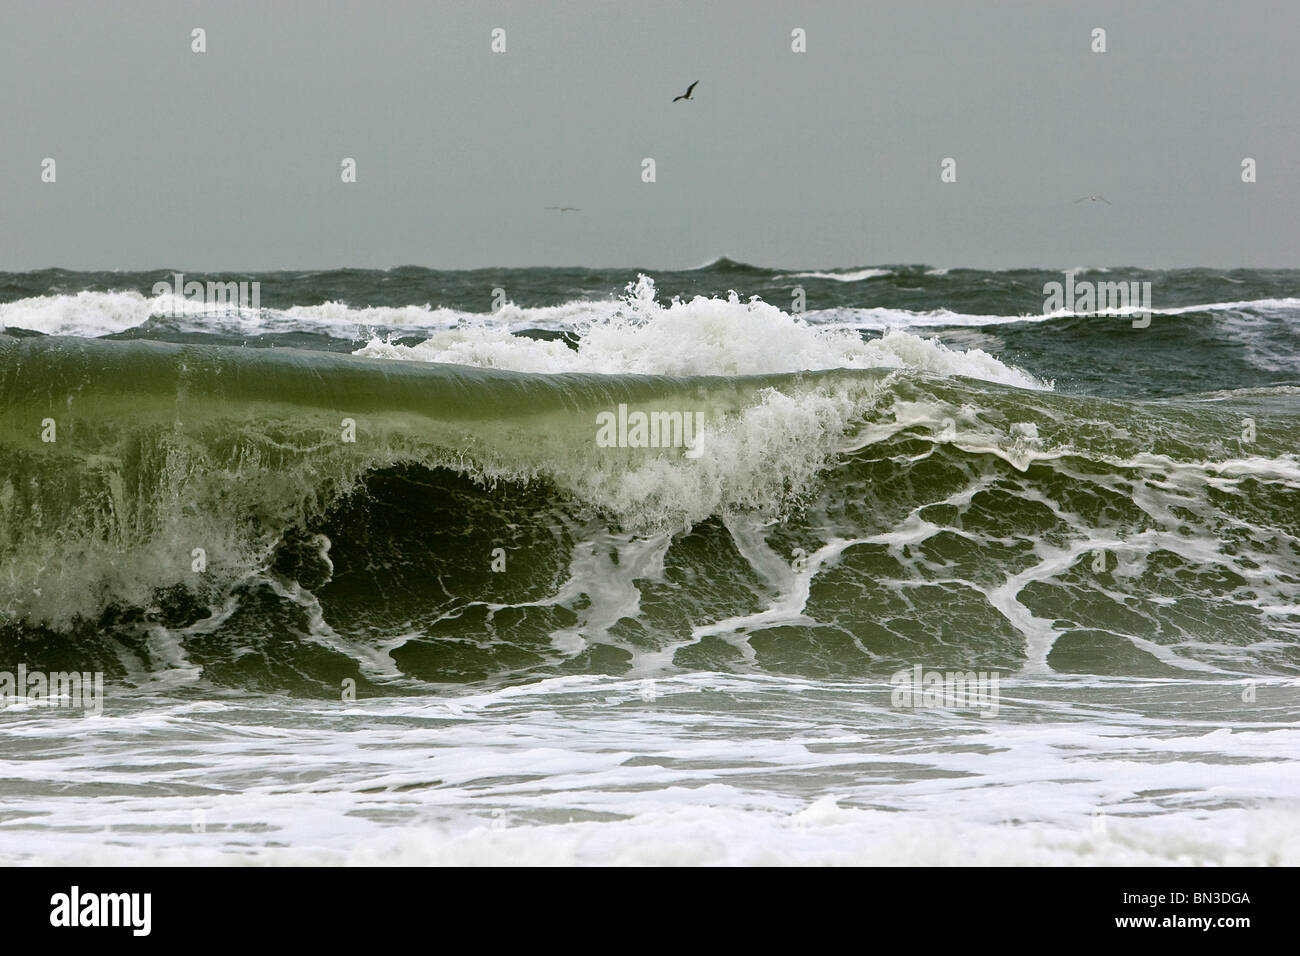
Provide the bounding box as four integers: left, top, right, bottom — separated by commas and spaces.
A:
545, 206, 581, 213
1075, 194, 1112, 204
672, 80, 699, 103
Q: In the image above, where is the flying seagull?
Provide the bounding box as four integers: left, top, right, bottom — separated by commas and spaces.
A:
545, 206, 581, 213
673, 80, 699, 103
1074, 194, 1112, 204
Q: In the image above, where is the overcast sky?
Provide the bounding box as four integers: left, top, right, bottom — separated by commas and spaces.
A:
2, 0, 1297, 271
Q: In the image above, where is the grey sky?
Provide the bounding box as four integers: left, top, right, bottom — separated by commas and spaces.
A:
2, 0, 1297, 271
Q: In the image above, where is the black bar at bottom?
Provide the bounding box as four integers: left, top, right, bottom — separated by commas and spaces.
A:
0, 866, 1280, 942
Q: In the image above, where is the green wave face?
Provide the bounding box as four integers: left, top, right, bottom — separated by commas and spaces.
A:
1, 334, 1297, 689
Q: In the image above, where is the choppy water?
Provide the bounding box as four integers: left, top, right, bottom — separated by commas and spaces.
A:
1, 262, 1297, 864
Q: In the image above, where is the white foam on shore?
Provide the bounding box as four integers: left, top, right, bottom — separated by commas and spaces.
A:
4, 673, 1298, 866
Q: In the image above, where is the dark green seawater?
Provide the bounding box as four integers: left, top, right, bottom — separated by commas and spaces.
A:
1, 263, 1297, 864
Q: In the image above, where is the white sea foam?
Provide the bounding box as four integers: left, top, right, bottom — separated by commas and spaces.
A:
3, 673, 1298, 866
0, 290, 158, 337
3, 285, 1295, 340
354, 276, 1047, 389
778, 268, 893, 282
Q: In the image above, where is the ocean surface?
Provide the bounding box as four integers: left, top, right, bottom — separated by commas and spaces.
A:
1, 261, 1298, 864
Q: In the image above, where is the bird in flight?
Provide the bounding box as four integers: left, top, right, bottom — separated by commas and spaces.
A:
545, 206, 581, 213
1075, 194, 1112, 204
673, 80, 699, 102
